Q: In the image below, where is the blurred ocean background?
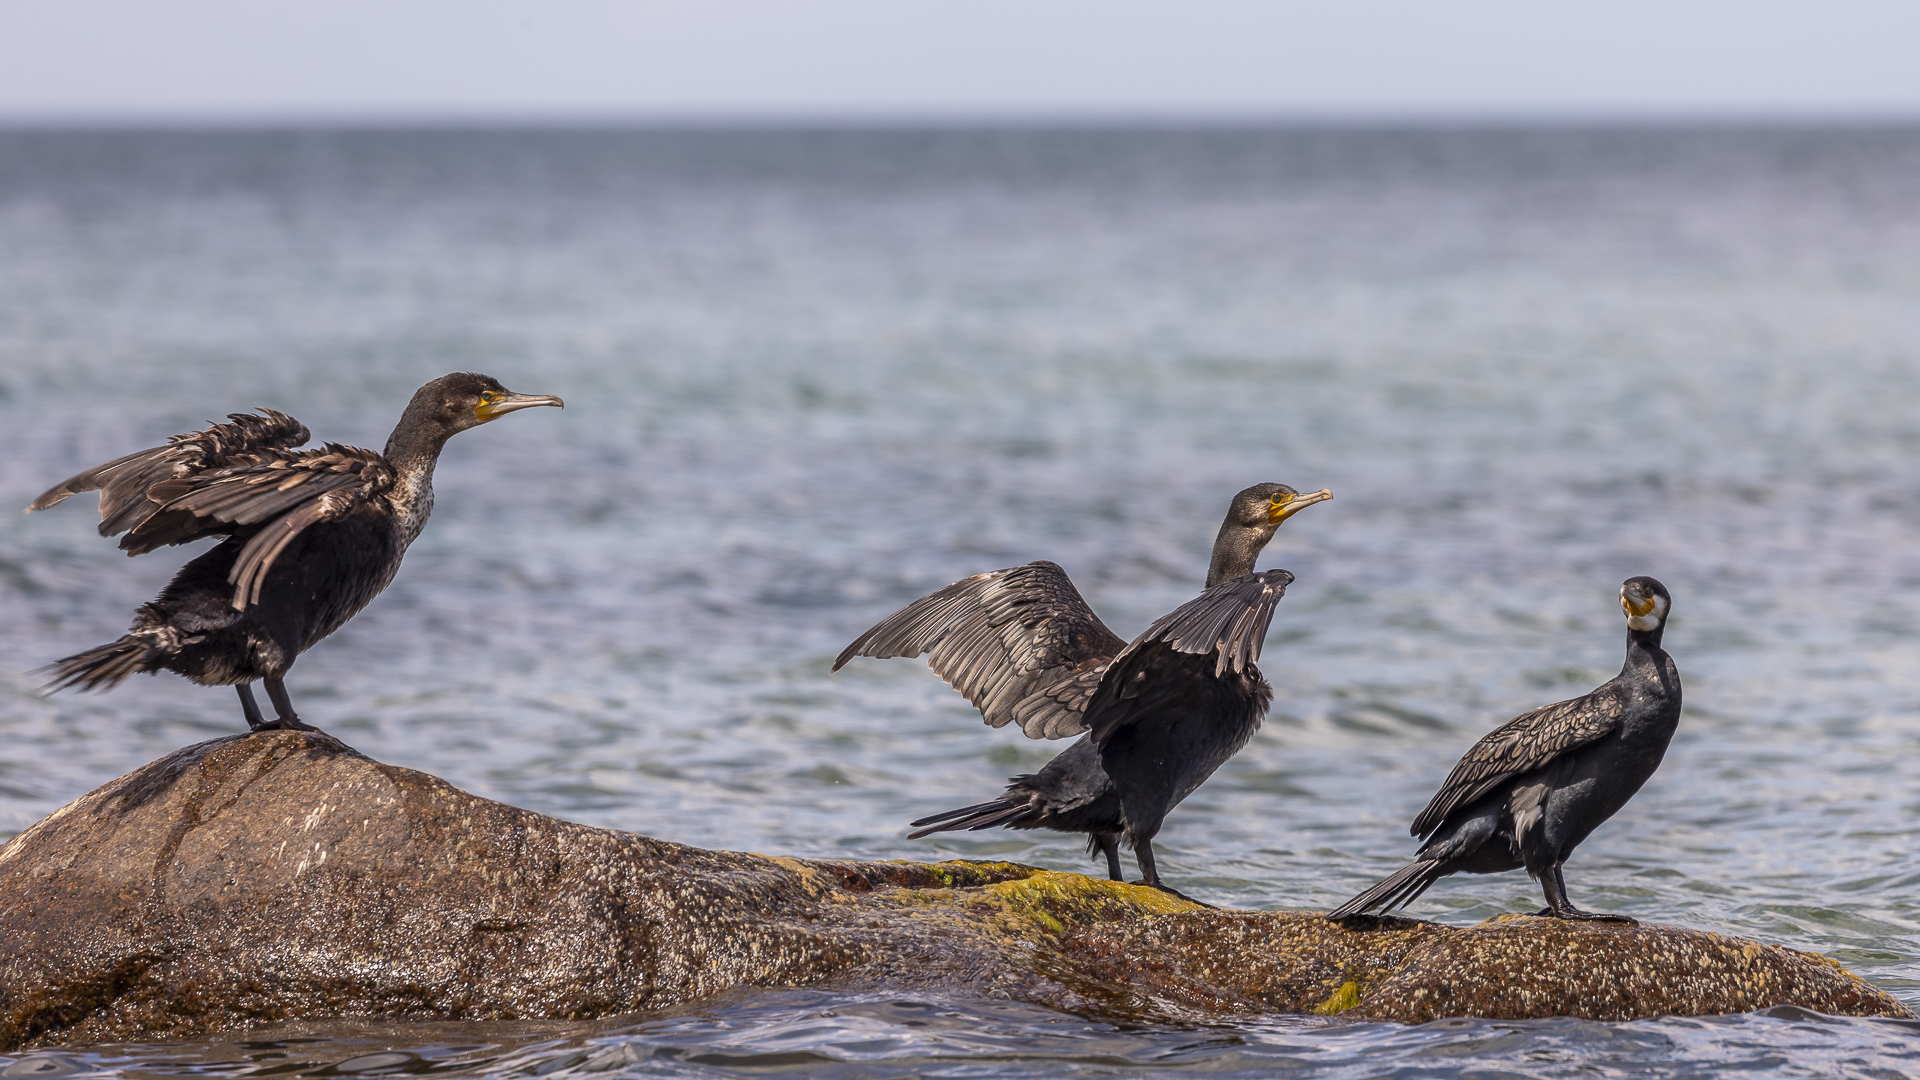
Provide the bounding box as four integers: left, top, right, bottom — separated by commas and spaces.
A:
3, 125, 1920, 1076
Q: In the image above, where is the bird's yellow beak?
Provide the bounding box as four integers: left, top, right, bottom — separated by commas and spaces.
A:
475, 392, 565, 422
1621, 590, 1657, 619
1269, 488, 1333, 524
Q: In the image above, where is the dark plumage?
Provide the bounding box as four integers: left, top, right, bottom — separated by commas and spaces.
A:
27, 373, 563, 731
835, 483, 1332, 896
1328, 576, 1681, 924
905, 736, 1128, 879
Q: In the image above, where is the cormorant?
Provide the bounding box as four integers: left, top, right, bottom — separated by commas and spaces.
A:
834, 483, 1331, 897
26, 372, 563, 732
1328, 576, 1680, 924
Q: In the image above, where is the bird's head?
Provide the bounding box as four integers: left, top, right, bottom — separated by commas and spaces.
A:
1230, 483, 1333, 534
1620, 576, 1671, 633
1206, 482, 1332, 588
411, 373, 565, 436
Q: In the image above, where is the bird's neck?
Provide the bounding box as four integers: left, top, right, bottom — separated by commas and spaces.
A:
1624, 627, 1666, 667
382, 423, 452, 548
1206, 523, 1276, 588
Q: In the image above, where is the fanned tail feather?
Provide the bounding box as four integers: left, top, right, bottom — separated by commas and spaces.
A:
907, 798, 1031, 839
1327, 859, 1444, 920
37, 637, 162, 694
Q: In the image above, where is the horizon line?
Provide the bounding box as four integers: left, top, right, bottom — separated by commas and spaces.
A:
4, 107, 1920, 131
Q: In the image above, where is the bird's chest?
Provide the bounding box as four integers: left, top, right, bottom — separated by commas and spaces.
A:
1118, 670, 1267, 801
282, 509, 409, 642
1614, 664, 1682, 750
385, 474, 436, 550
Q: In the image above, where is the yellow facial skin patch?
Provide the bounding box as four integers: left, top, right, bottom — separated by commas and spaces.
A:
1269, 488, 1333, 525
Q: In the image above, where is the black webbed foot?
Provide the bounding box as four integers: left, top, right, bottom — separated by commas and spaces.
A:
1533, 906, 1637, 925
1328, 912, 1399, 927
1134, 880, 1217, 909
1128, 841, 1215, 906
1536, 865, 1636, 923
257, 677, 320, 733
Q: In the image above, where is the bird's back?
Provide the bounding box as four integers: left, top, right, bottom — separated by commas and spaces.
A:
1412, 644, 1681, 843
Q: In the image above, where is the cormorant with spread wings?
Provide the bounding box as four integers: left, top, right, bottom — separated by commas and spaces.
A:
834, 482, 1331, 896
26, 373, 562, 732
1329, 576, 1680, 923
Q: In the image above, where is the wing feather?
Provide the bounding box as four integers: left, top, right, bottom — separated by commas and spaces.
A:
1082, 568, 1293, 743
121, 446, 394, 610
1127, 569, 1293, 676
1408, 690, 1628, 839
28, 411, 403, 613
833, 560, 1128, 738
26, 410, 310, 533
230, 499, 336, 608
1007, 666, 1107, 739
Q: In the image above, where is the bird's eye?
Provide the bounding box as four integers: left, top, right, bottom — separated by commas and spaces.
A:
479, 392, 497, 405
1271, 493, 1290, 504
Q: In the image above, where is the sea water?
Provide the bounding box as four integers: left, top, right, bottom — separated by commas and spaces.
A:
2, 125, 1919, 1077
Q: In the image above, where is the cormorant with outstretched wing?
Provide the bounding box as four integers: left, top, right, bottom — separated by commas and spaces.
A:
835, 482, 1330, 897
27, 373, 562, 732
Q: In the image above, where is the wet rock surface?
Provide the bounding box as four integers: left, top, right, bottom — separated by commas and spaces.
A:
1065, 911, 1909, 1024
0, 732, 1906, 1050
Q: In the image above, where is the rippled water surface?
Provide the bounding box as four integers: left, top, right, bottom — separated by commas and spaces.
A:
9, 994, 1920, 1080
4, 126, 1920, 1076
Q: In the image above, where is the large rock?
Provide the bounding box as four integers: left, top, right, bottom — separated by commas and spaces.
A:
0, 731, 1905, 1049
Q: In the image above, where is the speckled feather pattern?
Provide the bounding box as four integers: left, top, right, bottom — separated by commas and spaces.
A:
1409, 690, 1629, 840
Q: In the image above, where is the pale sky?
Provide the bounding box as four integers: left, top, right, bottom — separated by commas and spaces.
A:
1, 0, 1917, 122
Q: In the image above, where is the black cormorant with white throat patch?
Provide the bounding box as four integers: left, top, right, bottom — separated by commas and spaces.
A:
1328, 576, 1680, 924
27, 373, 563, 732
834, 483, 1331, 899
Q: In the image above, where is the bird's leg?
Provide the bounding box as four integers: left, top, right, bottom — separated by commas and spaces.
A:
237, 684, 267, 731
260, 676, 320, 732
1534, 862, 1636, 924
1132, 838, 1161, 888
1131, 839, 1216, 909
1094, 832, 1124, 882
1530, 857, 1558, 917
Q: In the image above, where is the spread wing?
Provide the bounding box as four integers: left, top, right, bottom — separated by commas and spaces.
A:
27, 409, 312, 536
1084, 568, 1293, 744
833, 560, 1128, 739
1408, 689, 1627, 839
112, 445, 394, 611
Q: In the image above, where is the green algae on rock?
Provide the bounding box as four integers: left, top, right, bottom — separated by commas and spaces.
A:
0, 731, 1905, 1051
